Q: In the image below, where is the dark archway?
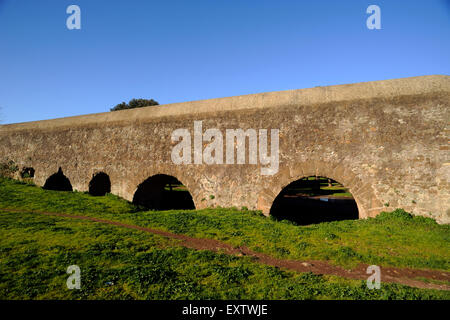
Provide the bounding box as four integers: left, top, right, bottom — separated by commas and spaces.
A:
88, 172, 111, 196
133, 174, 195, 210
43, 168, 72, 191
270, 176, 358, 225
20, 167, 35, 178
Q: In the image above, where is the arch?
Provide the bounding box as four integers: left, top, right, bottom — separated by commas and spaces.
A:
43, 167, 72, 191
258, 162, 381, 219
270, 175, 359, 225
88, 172, 111, 196
132, 174, 195, 210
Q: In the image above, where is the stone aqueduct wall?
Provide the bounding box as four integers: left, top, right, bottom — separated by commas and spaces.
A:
0, 75, 449, 223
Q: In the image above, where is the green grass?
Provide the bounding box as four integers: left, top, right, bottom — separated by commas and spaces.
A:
0, 177, 448, 272
320, 186, 353, 198
285, 177, 353, 198
164, 184, 188, 192
286, 186, 353, 197
1, 210, 448, 300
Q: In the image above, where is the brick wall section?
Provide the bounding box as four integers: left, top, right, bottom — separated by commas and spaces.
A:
1, 75, 449, 223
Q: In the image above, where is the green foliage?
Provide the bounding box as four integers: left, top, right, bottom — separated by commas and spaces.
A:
373, 209, 439, 227
0, 160, 18, 178
375, 209, 413, 221
110, 98, 159, 111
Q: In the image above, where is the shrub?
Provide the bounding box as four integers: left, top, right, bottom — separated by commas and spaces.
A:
0, 159, 18, 178
375, 209, 413, 221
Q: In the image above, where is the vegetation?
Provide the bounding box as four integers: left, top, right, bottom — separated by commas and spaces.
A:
0, 177, 449, 299
110, 98, 159, 112
0, 159, 18, 178
0, 177, 448, 271
282, 176, 353, 198
1, 210, 448, 300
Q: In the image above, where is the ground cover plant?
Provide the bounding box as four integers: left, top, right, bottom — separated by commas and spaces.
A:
1, 210, 448, 300
1, 178, 448, 271
0, 177, 449, 299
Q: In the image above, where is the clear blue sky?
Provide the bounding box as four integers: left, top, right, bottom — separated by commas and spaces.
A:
0, 0, 449, 124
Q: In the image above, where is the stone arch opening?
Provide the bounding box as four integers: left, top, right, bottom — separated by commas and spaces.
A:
132, 174, 195, 210
20, 167, 35, 179
270, 176, 358, 225
43, 167, 72, 191
88, 172, 111, 196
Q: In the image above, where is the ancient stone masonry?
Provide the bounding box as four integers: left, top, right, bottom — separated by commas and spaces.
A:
0, 75, 449, 223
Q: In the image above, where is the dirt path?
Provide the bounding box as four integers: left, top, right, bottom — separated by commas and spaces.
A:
2, 208, 450, 291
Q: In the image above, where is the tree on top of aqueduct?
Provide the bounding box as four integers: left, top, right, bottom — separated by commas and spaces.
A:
110, 98, 159, 111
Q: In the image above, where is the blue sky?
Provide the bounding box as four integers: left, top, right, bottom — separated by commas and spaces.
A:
0, 0, 449, 124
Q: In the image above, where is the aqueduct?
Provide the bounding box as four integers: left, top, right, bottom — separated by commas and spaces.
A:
0, 75, 449, 223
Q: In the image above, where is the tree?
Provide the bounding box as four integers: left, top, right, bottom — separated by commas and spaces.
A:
110, 98, 159, 111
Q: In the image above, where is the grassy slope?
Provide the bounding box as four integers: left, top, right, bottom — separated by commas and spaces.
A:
1, 210, 448, 300
1, 178, 448, 271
